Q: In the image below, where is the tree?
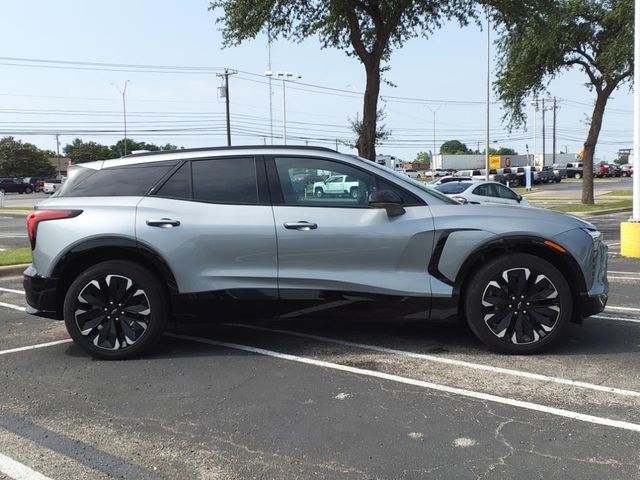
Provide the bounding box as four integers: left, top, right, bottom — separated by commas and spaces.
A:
495, 146, 517, 156
440, 140, 472, 154
0, 137, 56, 177
349, 109, 391, 148
209, 0, 474, 160
491, 0, 632, 204
414, 151, 430, 166
64, 139, 118, 164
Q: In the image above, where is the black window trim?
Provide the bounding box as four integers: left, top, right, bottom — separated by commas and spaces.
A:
264, 154, 425, 209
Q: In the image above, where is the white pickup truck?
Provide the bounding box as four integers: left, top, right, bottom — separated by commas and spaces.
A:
313, 175, 360, 199
43, 178, 64, 194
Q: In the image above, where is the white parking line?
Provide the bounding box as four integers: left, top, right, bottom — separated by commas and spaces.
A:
0, 287, 24, 295
167, 333, 640, 433
608, 276, 640, 281
222, 323, 640, 397
0, 339, 72, 356
606, 305, 640, 313
592, 315, 640, 325
0, 451, 53, 480
0, 301, 25, 312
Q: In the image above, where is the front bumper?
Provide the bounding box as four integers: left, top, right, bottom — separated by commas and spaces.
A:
23, 265, 62, 320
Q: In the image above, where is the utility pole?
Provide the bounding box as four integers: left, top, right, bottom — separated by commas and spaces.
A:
541, 97, 546, 167
55, 134, 61, 174
552, 97, 557, 165
485, 5, 491, 181
267, 23, 274, 144
216, 69, 237, 146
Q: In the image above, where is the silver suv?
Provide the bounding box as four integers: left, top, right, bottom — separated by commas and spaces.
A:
23, 146, 608, 359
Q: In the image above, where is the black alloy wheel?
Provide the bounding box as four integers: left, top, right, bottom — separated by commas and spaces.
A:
64, 260, 168, 359
464, 254, 572, 354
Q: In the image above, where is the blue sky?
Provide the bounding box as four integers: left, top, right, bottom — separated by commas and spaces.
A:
0, 0, 632, 163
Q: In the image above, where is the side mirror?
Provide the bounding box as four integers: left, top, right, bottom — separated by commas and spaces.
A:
516, 195, 523, 203
369, 190, 406, 217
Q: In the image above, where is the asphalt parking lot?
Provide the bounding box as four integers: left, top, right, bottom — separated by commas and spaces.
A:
1, 211, 639, 479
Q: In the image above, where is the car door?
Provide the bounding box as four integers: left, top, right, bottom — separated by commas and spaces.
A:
268, 155, 436, 301
135, 156, 278, 295
470, 183, 509, 205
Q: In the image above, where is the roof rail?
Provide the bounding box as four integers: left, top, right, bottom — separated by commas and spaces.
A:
124, 145, 338, 158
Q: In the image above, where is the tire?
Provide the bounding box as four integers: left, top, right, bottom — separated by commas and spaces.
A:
350, 187, 359, 199
24, 187, 32, 194
463, 253, 572, 354
574, 172, 581, 179
63, 260, 168, 360
315, 188, 324, 198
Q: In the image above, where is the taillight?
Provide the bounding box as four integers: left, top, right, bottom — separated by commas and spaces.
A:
27, 209, 82, 249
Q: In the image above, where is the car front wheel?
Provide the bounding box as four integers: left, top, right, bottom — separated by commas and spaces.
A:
63, 260, 168, 359
463, 253, 572, 354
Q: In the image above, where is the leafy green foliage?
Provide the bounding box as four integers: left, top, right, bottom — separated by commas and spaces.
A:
491, 0, 632, 204
64, 139, 118, 164
64, 138, 182, 164
209, 0, 475, 160
0, 137, 56, 177
440, 139, 472, 154
414, 151, 430, 165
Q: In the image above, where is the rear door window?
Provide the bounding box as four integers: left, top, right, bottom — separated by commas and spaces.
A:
191, 157, 258, 204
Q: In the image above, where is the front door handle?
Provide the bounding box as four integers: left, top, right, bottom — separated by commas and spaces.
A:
146, 218, 181, 227
284, 221, 318, 231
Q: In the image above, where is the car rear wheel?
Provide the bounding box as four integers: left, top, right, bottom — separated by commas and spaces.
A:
63, 260, 168, 359
24, 187, 33, 194
463, 253, 572, 354
350, 187, 359, 199
574, 173, 581, 179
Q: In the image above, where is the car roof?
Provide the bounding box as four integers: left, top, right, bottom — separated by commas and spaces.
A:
76, 145, 343, 170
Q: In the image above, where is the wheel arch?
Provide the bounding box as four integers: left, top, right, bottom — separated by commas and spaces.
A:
51, 237, 178, 317
453, 236, 587, 324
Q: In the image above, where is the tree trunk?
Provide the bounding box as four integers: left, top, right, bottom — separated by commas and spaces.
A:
357, 61, 381, 160
581, 91, 609, 204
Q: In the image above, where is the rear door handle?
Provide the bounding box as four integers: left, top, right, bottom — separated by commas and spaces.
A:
283, 221, 318, 231
146, 218, 181, 227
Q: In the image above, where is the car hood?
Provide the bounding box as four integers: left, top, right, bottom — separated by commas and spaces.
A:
429, 204, 597, 237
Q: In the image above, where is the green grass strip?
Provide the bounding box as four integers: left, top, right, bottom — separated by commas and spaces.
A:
0, 247, 32, 266
549, 199, 632, 213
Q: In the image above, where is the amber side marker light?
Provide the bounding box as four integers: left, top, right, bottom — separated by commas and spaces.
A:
543, 240, 567, 253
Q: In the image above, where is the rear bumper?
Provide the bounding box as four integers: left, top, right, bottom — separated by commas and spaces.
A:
23, 265, 62, 320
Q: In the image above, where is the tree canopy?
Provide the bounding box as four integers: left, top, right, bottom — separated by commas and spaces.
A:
440, 139, 472, 154
491, 0, 632, 203
209, 0, 475, 160
64, 138, 181, 164
0, 137, 56, 177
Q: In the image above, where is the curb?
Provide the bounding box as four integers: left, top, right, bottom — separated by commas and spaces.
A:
0, 264, 29, 278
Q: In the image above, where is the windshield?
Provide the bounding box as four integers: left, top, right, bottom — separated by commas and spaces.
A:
351, 156, 458, 204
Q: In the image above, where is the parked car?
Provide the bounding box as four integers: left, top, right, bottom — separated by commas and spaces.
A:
404, 168, 421, 179
429, 176, 474, 186
497, 168, 520, 187
607, 164, 622, 177
23, 176, 47, 192
434, 180, 530, 207
594, 164, 610, 178
313, 174, 360, 198
24, 146, 608, 359
552, 163, 568, 179
43, 178, 64, 194
541, 166, 561, 183
455, 169, 505, 184
0, 177, 34, 194
566, 162, 584, 179
621, 164, 634, 177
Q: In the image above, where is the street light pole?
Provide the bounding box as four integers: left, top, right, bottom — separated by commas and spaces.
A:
111, 80, 130, 155
425, 105, 442, 169
265, 71, 301, 144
